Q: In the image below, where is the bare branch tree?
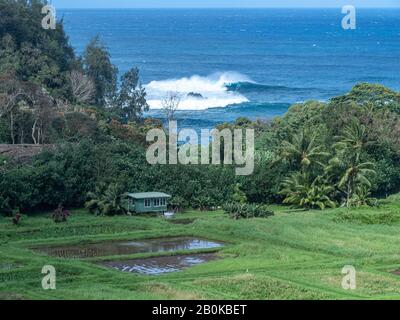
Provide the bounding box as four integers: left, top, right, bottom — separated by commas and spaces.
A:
0, 72, 32, 144
26, 86, 55, 145
69, 70, 95, 104
162, 91, 181, 122
0, 73, 24, 119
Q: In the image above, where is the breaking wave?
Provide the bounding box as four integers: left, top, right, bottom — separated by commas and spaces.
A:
145, 72, 251, 110
145, 72, 318, 110
226, 81, 317, 94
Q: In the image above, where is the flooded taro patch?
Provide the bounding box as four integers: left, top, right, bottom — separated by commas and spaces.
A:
102, 253, 219, 275
168, 219, 196, 225
32, 237, 224, 259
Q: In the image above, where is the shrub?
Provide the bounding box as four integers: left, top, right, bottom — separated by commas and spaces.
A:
50, 205, 71, 223
279, 174, 336, 210
386, 193, 400, 203
232, 183, 247, 204
169, 196, 188, 212
223, 203, 274, 220
85, 184, 126, 216
346, 186, 378, 208
12, 212, 22, 225
192, 196, 216, 211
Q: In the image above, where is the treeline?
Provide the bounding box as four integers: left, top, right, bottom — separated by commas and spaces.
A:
0, 141, 237, 214
1, 83, 400, 214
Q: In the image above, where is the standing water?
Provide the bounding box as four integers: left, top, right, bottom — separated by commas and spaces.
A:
33, 237, 224, 259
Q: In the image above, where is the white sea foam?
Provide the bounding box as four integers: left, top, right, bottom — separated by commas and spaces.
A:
145, 72, 250, 110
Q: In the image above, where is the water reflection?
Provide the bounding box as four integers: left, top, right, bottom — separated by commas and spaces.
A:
33, 237, 223, 259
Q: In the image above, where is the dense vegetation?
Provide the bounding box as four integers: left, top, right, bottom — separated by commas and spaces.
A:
0, 0, 148, 146
1, 1, 400, 217
263, 87, 400, 208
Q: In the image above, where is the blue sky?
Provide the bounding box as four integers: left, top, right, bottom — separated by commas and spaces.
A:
52, 0, 400, 9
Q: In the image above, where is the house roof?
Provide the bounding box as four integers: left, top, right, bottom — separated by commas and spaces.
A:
124, 192, 172, 199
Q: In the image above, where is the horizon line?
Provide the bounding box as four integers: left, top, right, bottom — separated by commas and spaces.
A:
57, 6, 400, 9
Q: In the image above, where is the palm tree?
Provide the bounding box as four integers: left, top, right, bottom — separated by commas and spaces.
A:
279, 130, 329, 172
349, 185, 378, 207
85, 184, 125, 216
338, 161, 376, 208
333, 119, 376, 207
334, 119, 370, 163
279, 173, 336, 210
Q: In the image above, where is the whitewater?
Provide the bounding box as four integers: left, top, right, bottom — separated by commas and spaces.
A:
145, 72, 251, 110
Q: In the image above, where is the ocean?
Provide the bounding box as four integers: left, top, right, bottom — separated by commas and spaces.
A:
59, 8, 400, 129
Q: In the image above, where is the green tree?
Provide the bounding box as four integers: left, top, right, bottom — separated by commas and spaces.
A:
82, 36, 118, 107
169, 196, 188, 212
280, 174, 336, 210
0, 0, 76, 99
337, 161, 376, 208
117, 68, 149, 122
334, 119, 371, 164
333, 120, 376, 207
279, 130, 329, 172
85, 183, 125, 216
330, 83, 400, 113
232, 183, 247, 204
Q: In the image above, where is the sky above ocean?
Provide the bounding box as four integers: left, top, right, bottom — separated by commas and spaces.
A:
53, 0, 400, 9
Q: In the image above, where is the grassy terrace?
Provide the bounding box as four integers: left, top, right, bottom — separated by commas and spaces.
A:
2, 203, 400, 300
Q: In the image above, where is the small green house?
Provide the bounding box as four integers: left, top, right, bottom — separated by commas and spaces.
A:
121, 192, 171, 214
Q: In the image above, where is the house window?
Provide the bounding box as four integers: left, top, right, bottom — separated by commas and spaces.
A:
144, 199, 151, 207
154, 198, 160, 207
161, 198, 166, 206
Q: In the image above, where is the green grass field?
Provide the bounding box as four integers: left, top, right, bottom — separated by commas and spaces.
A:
2, 201, 400, 300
